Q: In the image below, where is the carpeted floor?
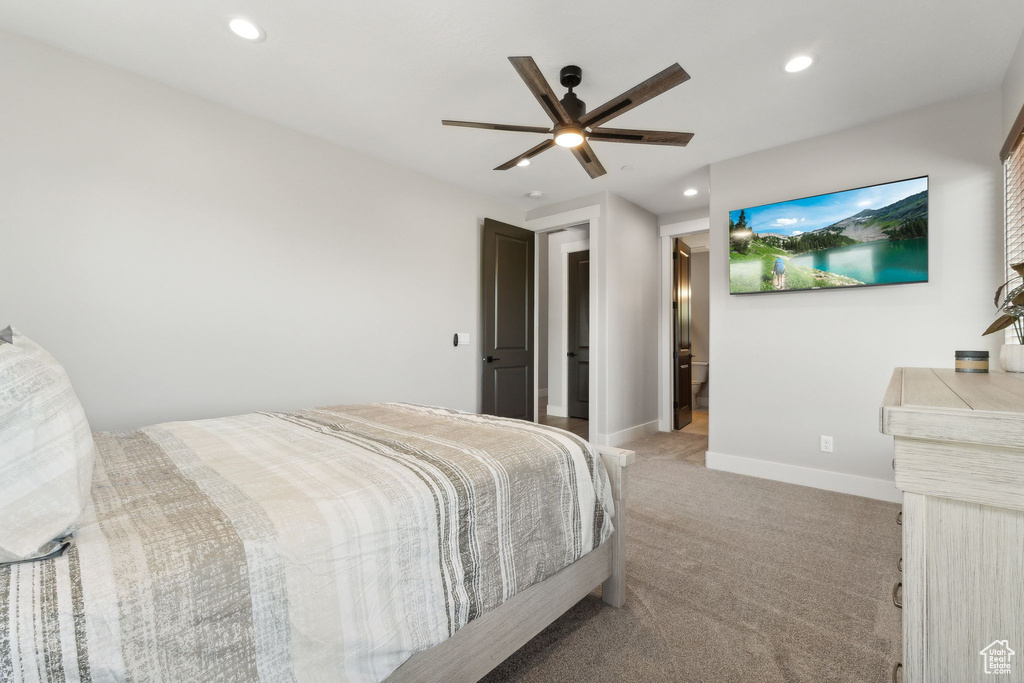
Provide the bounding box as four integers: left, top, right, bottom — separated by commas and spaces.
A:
482, 431, 902, 683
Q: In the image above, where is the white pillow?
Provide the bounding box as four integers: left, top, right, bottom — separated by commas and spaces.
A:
0, 327, 95, 562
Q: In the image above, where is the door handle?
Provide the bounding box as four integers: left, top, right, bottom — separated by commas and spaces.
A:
485, 356, 501, 363
567, 352, 577, 357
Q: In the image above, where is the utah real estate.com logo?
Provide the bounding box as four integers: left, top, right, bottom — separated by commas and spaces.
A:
980, 640, 1015, 675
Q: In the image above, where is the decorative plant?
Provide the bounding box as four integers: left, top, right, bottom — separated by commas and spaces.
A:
984, 262, 1024, 344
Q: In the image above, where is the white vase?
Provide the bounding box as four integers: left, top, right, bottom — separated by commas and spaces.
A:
1000, 344, 1024, 372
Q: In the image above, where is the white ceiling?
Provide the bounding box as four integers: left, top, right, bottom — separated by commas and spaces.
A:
1, 0, 1022, 216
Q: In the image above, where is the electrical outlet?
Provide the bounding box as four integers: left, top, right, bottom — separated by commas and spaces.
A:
820, 436, 834, 453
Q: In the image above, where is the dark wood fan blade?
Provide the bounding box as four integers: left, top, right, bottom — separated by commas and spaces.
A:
508, 56, 572, 126
442, 120, 552, 134
570, 140, 607, 178
581, 64, 690, 129
494, 139, 556, 170
587, 127, 694, 146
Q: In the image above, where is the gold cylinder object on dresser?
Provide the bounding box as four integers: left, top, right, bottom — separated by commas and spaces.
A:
954, 350, 989, 373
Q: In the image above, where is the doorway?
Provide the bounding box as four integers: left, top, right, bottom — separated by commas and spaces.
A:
659, 226, 710, 439
535, 226, 590, 440
673, 238, 692, 430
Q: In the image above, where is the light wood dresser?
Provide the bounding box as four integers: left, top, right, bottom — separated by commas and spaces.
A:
881, 367, 1024, 682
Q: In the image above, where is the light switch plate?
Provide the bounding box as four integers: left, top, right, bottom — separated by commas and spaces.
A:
454, 332, 471, 347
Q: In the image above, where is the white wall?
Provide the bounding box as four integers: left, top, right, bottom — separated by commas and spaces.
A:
0, 32, 522, 431
688, 249, 710, 365
603, 194, 661, 441
544, 227, 589, 417
1002, 28, 1024, 138
708, 91, 1004, 502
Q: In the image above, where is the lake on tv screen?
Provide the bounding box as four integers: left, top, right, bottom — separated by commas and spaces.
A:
728, 177, 928, 293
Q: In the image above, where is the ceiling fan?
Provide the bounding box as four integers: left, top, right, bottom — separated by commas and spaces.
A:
442, 56, 693, 179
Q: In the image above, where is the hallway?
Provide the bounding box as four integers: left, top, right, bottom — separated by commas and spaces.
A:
538, 405, 588, 440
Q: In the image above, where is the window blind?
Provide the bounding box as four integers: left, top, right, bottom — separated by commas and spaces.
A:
1006, 132, 1024, 343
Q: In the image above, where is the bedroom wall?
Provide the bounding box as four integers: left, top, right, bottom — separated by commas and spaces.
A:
603, 194, 661, 441
1002, 27, 1024, 137
0, 31, 523, 431
688, 249, 710, 365
707, 90, 1004, 502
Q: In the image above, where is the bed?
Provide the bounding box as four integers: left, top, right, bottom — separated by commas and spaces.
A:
0, 402, 633, 682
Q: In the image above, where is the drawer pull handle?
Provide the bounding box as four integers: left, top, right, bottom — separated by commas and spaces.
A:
898, 557, 902, 572
892, 662, 902, 683
892, 581, 902, 609
896, 510, 902, 526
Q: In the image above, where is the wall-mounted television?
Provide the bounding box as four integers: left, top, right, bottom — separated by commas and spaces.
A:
729, 176, 928, 294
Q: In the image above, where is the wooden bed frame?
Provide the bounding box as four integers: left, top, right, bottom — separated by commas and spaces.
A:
387, 445, 635, 682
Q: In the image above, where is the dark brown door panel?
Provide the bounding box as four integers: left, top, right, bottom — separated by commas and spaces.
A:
482, 219, 534, 419
567, 250, 590, 419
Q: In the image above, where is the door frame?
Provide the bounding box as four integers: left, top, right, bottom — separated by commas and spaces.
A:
523, 204, 605, 443
658, 217, 710, 432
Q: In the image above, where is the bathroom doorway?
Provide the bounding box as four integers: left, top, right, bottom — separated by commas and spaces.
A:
673, 238, 692, 430
659, 227, 709, 439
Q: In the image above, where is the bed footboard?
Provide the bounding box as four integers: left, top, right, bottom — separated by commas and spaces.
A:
386, 442, 635, 682
596, 445, 635, 608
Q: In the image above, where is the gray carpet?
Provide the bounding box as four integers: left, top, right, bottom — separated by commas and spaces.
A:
482, 431, 902, 683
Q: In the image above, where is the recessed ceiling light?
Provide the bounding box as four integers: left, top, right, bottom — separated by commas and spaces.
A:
528, 191, 544, 199
517, 158, 531, 167
229, 17, 265, 42
621, 165, 634, 172
683, 188, 699, 197
784, 55, 813, 73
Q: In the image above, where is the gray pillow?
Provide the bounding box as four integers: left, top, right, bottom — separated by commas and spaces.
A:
0, 328, 95, 562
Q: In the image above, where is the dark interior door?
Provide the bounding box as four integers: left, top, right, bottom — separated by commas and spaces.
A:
482, 218, 534, 419
567, 250, 590, 419
673, 238, 692, 430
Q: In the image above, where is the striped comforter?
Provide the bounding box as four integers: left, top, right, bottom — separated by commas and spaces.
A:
0, 403, 614, 682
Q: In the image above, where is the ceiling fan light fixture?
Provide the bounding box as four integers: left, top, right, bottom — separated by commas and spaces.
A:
516, 158, 531, 167
554, 126, 585, 148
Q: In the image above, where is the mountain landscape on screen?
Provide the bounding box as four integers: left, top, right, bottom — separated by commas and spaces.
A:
729, 177, 928, 294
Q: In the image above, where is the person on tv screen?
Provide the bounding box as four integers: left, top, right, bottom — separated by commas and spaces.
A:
773, 257, 786, 289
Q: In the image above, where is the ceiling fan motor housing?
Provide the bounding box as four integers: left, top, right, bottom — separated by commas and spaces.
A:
560, 91, 586, 122
559, 65, 585, 120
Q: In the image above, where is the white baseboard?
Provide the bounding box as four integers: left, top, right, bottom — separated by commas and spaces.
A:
545, 404, 567, 418
605, 420, 660, 448
705, 451, 903, 503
